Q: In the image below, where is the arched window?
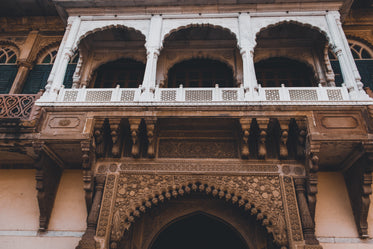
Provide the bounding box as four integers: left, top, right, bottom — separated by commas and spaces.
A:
0, 46, 18, 93
93, 59, 145, 88
23, 47, 78, 93
167, 59, 235, 88
329, 40, 373, 88
255, 57, 317, 87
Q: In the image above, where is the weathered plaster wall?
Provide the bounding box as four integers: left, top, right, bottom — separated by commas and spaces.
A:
0, 170, 39, 231
0, 169, 86, 249
316, 172, 373, 248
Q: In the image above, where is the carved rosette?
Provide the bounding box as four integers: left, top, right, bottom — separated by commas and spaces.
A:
93, 173, 301, 248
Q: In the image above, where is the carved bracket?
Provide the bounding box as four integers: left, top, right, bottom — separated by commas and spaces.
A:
109, 118, 122, 158
129, 118, 142, 158
305, 139, 320, 221
239, 118, 251, 159
33, 141, 63, 232
81, 140, 94, 213
256, 118, 269, 159
76, 175, 106, 249
94, 119, 106, 158
144, 117, 157, 158
344, 142, 373, 238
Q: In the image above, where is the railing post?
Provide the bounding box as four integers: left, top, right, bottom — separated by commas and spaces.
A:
176, 84, 184, 101
280, 84, 290, 101
213, 84, 221, 101
77, 85, 86, 102
318, 84, 329, 101
111, 85, 121, 102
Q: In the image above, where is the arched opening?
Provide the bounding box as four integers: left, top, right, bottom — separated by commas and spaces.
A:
0, 46, 18, 93
255, 57, 317, 87
167, 58, 235, 87
23, 47, 78, 93
255, 22, 329, 86
329, 39, 373, 89
77, 26, 146, 88
159, 25, 241, 87
150, 213, 248, 249
93, 59, 145, 88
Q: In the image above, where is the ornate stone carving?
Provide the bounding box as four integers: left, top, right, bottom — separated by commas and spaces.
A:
305, 140, 320, 221
296, 119, 307, 159
281, 176, 303, 243
99, 173, 295, 248
33, 141, 63, 232
158, 139, 238, 158
76, 175, 106, 249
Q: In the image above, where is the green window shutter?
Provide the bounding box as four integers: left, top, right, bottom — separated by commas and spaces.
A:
23, 65, 52, 94
63, 64, 77, 88
355, 60, 373, 90
330, 61, 343, 86
0, 65, 18, 93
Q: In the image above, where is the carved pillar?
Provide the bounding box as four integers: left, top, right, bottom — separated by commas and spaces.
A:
305, 141, 320, 221
294, 177, 320, 246
238, 13, 258, 100
344, 143, 373, 238
325, 12, 369, 100
81, 140, 94, 213
144, 117, 157, 158
240, 118, 252, 159
141, 15, 162, 101
43, 16, 81, 101
94, 118, 106, 158
76, 175, 106, 249
9, 30, 39, 93
109, 118, 122, 158
257, 118, 269, 159
129, 118, 142, 158
278, 119, 289, 159
33, 141, 63, 231
323, 45, 336, 87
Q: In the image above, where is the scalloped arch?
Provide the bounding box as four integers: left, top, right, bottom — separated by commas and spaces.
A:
161, 22, 239, 50
74, 24, 146, 52
109, 177, 288, 248
35, 42, 60, 64
254, 19, 332, 48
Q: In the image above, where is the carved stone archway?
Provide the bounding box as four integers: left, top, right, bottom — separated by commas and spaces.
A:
94, 168, 305, 249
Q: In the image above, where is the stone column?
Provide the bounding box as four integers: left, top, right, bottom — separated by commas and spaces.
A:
238, 13, 258, 100
326, 11, 369, 100
42, 16, 81, 101
9, 31, 39, 94
76, 175, 106, 249
141, 15, 162, 101
294, 177, 320, 246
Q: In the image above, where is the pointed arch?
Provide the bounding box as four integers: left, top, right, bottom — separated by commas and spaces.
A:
108, 174, 291, 248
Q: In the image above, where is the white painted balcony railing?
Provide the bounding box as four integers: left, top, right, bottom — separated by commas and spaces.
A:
37, 84, 370, 106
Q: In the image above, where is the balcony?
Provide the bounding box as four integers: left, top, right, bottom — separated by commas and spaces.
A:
35, 84, 372, 107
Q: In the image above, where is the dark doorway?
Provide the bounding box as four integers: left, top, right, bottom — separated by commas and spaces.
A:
93, 59, 145, 88
150, 213, 249, 249
255, 57, 317, 87
167, 59, 235, 88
